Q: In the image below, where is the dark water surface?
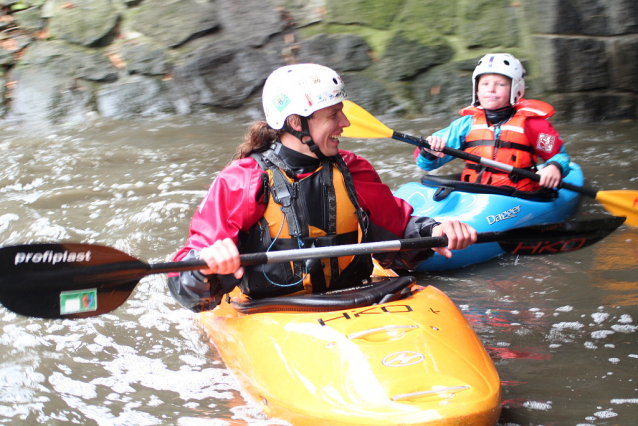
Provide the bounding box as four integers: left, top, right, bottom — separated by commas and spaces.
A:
0, 113, 637, 425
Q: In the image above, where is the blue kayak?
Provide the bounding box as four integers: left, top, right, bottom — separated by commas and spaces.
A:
394, 163, 584, 271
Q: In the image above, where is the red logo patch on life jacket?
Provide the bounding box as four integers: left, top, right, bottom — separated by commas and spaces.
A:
536, 133, 555, 153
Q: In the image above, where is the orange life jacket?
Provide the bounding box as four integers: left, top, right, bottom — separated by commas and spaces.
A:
240, 149, 372, 299
459, 99, 554, 190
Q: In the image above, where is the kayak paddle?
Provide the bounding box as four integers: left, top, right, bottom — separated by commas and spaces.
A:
342, 100, 638, 226
0, 217, 624, 319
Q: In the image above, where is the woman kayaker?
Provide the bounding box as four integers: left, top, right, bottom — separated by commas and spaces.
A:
168, 64, 477, 312
415, 53, 571, 191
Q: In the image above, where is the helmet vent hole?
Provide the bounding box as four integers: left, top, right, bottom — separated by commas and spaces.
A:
332, 78, 338, 85
503, 60, 510, 66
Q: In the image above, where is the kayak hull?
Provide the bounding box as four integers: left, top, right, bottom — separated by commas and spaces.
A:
199, 284, 501, 425
393, 162, 584, 270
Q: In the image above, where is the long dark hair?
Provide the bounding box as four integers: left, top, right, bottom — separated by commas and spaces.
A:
232, 121, 282, 161
232, 112, 309, 161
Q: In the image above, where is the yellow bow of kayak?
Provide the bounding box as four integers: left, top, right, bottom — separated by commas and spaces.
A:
199, 283, 502, 426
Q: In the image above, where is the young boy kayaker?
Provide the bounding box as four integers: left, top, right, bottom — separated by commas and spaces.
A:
415, 53, 570, 191
168, 63, 477, 312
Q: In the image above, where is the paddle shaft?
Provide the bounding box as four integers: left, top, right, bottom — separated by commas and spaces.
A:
157, 235, 450, 273
392, 131, 598, 198
147, 218, 613, 274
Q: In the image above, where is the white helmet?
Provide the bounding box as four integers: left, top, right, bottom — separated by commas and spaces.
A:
472, 53, 525, 106
262, 64, 348, 130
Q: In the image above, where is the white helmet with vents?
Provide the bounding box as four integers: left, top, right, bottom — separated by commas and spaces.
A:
472, 53, 525, 106
262, 64, 348, 130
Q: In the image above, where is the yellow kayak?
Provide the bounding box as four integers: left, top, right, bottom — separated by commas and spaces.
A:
199, 274, 501, 425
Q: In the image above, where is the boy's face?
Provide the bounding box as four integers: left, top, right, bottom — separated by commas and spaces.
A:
476, 73, 512, 110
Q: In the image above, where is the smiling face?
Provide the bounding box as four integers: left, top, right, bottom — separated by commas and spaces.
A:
305, 102, 351, 157
476, 73, 512, 110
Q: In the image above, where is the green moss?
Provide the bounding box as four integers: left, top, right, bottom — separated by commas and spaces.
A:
459, 0, 519, 49
325, 0, 403, 30
10, 2, 30, 11
392, 0, 457, 43
298, 23, 393, 56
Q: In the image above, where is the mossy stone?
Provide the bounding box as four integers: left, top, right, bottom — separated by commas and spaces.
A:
325, 0, 403, 30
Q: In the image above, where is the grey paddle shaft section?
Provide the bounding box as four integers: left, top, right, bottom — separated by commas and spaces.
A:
152, 236, 449, 272
239, 236, 449, 266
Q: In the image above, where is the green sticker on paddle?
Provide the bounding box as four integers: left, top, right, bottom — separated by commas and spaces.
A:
60, 289, 97, 315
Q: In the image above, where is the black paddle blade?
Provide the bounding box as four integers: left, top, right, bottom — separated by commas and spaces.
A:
493, 216, 625, 255
0, 243, 148, 319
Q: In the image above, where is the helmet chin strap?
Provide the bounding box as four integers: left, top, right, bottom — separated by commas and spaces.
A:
283, 116, 327, 159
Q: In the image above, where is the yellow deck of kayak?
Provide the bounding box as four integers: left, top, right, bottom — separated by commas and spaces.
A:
198, 274, 502, 426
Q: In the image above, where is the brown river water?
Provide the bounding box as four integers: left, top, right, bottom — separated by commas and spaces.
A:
0, 110, 637, 426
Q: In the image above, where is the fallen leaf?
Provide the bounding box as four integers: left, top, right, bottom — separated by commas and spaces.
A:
108, 53, 126, 69
36, 29, 50, 39
0, 39, 18, 51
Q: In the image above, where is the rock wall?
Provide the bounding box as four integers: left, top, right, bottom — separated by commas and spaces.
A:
0, 0, 636, 125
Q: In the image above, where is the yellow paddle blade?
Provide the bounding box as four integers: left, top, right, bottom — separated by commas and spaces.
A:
596, 190, 638, 227
342, 100, 393, 139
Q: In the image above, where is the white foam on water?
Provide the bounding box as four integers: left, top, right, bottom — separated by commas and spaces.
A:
611, 399, 638, 404
618, 314, 633, 324
48, 372, 97, 399
594, 409, 618, 418
591, 330, 615, 339
552, 321, 584, 330
592, 312, 609, 324
522, 400, 552, 411
0, 213, 19, 234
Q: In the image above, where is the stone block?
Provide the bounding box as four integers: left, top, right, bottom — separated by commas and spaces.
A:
376, 32, 454, 82
532, 35, 609, 92
17, 40, 119, 82
295, 34, 372, 72
13, 6, 46, 33
525, 0, 638, 36
274, 0, 327, 28
342, 74, 397, 116
460, 0, 518, 48
119, 41, 170, 76
173, 41, 285, 109
326, 0, 403, 30
548, 92, 637, 123
216, 0, 285, 48
132, 0, 219, 48
394, 0, 456, 42
96, 75, 180, 119
9, 68, 94, 125
412, 62, 470, 119
607, 36, 638, 92
48, 0, 120, 47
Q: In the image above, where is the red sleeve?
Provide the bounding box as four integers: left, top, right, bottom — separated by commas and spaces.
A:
340, 150, 414, 238
525, 117, 565, 162
172, 158, 267, 261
